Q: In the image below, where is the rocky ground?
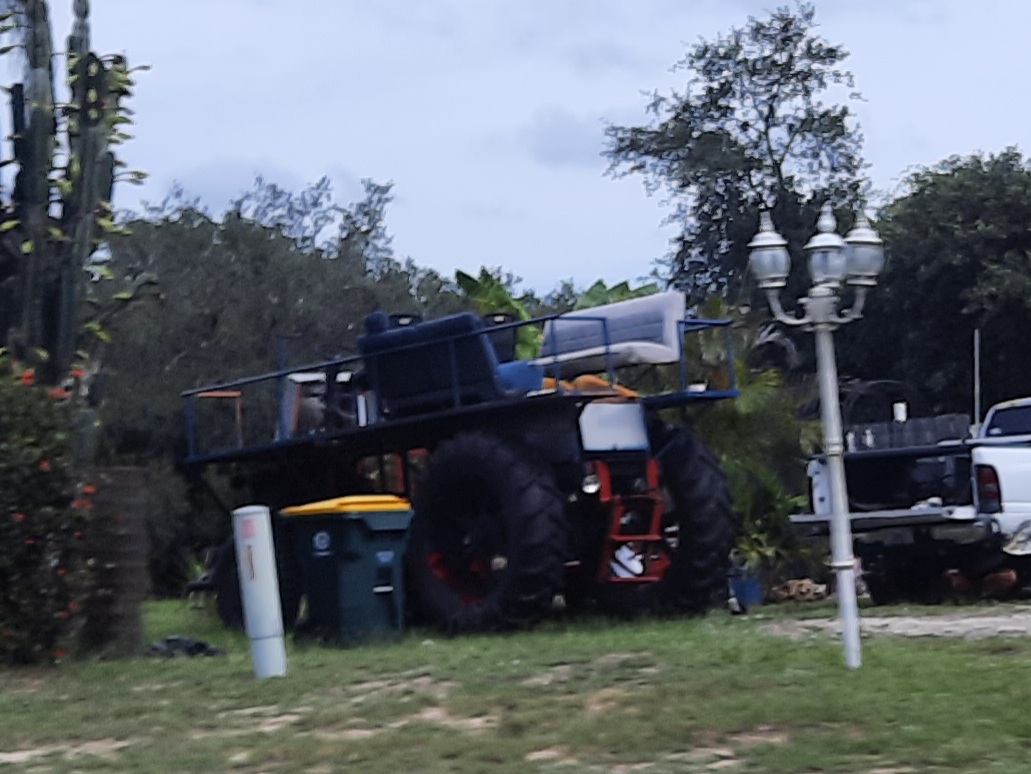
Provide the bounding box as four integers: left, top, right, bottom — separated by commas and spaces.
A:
758, 603, 1031, 640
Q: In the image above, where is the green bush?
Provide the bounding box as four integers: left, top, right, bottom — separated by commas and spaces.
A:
144, 459, 226, 597
0, 356, 94, 665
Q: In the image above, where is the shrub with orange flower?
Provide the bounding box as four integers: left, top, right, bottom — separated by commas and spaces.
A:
1, 354, 95, 666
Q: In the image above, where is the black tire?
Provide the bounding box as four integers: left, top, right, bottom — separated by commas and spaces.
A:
649, 423, 736, 614
211, 536, 302, 630
862, 552, 943, 605
212, 540, 244, 628
406, 432, 567, 633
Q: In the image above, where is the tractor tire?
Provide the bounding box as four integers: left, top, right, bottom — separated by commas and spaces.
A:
650, 423, 736, 615
407, 432, 568, 633
212, 540, 244, 629
211, 536, 302, 630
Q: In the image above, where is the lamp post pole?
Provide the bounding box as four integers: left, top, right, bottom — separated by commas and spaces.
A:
812, 296, 862, 668
747, 204, 884, 670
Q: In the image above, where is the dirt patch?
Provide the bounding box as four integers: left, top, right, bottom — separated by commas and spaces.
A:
590, 652, 643, 669
522, 663, 573, 686
584, 686, 634, 715
525, 745, 574, 763
411, 705, 497, 731
760, 606, 1031, 641
0, 738, 130, 765
727, 725, 788, 747
332, 674, 456, 704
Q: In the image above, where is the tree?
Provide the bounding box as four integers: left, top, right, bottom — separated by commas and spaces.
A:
605, 2, 866, 305
839, 148, 1031, 415
0, 0, 143, 384
93, 177, 467, 459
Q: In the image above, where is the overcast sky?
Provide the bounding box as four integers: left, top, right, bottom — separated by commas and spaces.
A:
41, 0, 1031, 292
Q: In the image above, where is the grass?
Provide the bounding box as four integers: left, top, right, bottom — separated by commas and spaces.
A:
3, 599, 1031, 772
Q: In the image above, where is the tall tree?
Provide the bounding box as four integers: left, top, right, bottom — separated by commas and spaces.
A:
93, 178, 465, 458
0, 0, 142, 384
605, 2, 866, 305
839, 148, 1031, 415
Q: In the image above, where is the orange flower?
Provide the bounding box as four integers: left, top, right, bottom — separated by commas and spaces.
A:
48, 386, 70, 400
72, 497, 93, 510
82, 484, 96, 495
39, 459, 51, 472
70, 367, 85, 379
19, 368, 34, 385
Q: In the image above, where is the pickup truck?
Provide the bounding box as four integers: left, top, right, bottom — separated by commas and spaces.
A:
791, 398, 1031, 603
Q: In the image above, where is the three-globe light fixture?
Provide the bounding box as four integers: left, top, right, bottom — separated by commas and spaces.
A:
747, 203, 885, 669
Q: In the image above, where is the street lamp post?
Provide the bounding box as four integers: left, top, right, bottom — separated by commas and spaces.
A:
747, 203, 885, 669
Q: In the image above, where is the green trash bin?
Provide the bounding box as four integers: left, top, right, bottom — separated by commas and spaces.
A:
280, 495, 412, 645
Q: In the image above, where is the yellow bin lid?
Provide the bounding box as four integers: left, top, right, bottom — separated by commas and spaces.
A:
281, 494, 411, 516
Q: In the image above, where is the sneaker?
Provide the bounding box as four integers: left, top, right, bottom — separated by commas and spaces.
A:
611, 544, 644, 577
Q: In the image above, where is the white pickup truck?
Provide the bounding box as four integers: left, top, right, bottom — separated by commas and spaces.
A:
974, 397, 1031, 536
791, 398, 1031, 603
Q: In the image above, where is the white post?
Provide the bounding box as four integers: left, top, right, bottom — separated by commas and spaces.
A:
814, 324, 862, 669
973, 328, 982, 434
233, 505, 287, 678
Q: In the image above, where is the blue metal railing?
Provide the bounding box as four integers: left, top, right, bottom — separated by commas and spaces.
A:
181, 311, 738, 463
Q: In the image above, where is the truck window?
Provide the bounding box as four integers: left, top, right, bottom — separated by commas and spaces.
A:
985, 405, 1031, 436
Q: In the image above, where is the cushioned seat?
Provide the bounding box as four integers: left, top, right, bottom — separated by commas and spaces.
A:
534, 291, 687, 379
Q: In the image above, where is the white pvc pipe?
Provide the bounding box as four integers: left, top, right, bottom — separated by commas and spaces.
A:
233, 505, 287, 678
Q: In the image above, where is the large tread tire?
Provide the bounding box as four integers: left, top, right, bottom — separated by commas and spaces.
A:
407, 432, 568, 633
211, 536, 302, 630
650, 423, 736, 615
212, 540, 244, 629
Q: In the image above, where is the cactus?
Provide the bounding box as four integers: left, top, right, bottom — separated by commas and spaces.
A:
0, 0, 140, 384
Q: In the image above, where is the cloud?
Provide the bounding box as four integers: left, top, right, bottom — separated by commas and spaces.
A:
145, 159, 302, 215
518, 106, 608, 169
562, 40, 659, 75
460, 200, 527, 222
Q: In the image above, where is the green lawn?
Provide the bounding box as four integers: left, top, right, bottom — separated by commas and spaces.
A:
2, 599, 1031, 772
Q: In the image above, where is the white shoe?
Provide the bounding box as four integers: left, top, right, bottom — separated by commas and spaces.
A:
611, 544, 644, 577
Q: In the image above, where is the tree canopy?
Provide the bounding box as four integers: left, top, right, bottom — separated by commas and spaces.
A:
839, 148, 1031, 415
92, 178, 467, 458
605, 2, 866, 305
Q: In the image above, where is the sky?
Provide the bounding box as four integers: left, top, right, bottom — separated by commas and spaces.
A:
37, 0, 1031, 293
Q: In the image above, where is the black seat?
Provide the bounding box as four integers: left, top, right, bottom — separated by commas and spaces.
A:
483, 312, 518, 362
358, 313, 505, 418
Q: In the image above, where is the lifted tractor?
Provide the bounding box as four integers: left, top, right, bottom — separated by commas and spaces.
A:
180, 290, 739, 632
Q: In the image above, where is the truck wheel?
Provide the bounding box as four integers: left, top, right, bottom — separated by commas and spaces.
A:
211, 537, 302, 630
407, 432, 567, 633
863, 554, 942, 605
650, 423, 736, 614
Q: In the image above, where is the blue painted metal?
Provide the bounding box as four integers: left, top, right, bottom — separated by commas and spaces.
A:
180, 311, 738, 465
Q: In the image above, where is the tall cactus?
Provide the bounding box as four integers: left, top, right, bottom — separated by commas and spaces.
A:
0, 0, 137, 384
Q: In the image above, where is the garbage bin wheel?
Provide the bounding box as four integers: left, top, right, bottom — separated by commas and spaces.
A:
211, 537, 302, 630
407, 431, 567, 633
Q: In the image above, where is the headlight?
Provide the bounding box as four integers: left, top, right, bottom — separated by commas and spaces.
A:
581, 473, 601, 495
